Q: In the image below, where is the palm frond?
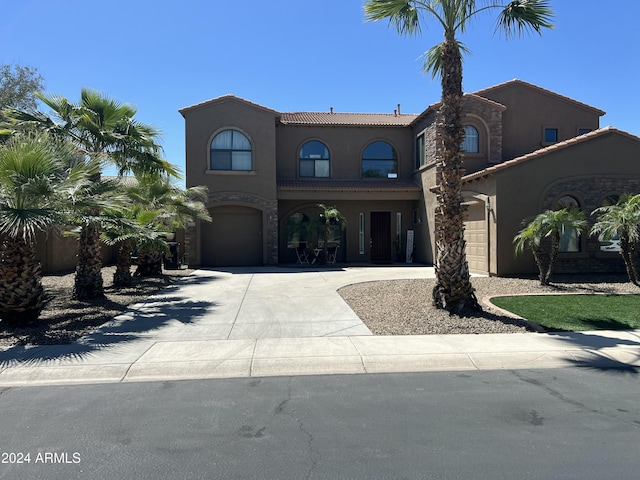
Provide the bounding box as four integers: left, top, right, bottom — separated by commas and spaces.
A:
420, 40, 471, 78
496, 0, 554, 39
364, 0, 423, 36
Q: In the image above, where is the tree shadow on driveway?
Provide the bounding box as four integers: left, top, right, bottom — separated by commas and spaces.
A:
544, 330, 640, 374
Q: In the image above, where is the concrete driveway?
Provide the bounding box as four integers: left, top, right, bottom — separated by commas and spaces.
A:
116, 265, 436, 341
0, 265, 638, 386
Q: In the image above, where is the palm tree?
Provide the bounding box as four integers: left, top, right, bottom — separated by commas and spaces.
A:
126, 175, 211, 276
514, 208, 588, 285
0, 134, 95, 324
364, 0, 554, 312
101, 205, 168, 287
318, 204, 346, 264
591, 194, 640, 286
2, 88, 179, 299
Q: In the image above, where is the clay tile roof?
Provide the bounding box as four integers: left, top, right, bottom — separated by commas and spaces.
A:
279, 112, 418, 127
463, 127, 640, 183
102, 175, 138, 186
179, 94, 278, 116
277, 178, 421, 191
474, 79, 606, 116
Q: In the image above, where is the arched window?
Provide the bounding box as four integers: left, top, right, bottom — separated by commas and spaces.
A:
598, 194, 621, 252
462, 125, 479, 153
362, 141, 398, 178
286, 213, 311, 248
555, 195, 581, 252
299, 141, 330, 177
210, 130, 252, 171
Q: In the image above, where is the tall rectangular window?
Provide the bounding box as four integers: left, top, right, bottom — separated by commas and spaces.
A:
416, 133, 425, 168
359, 213, 365, 255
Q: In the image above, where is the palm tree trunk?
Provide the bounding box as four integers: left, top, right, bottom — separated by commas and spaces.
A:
544, 231, 560, 285
532, 246, 548, 285
322, 219, 330, 265
431, 38, 479, 313
0, 236, 45, 325
113, 239, 134, 287
72, 219, 104, 299
631, 239, 640, 286
134, 246, 164, 276
619, 235, 639, 286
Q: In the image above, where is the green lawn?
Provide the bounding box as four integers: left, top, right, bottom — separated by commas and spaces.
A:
490, 294, 640, 331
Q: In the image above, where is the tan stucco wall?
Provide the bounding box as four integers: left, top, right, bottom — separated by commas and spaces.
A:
275, 124, 415, 179
490, 132, 640, 275
183, 99, 278, 200
33, 231, 78, 273
182, 98, 279, 266
479, 83, 601, 161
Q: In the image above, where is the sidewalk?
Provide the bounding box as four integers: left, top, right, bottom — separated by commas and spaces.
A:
0, 266, 638, 386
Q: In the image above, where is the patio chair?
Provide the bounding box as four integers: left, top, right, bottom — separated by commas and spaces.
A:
326, 245, 339, 264
295, 247, 310, 264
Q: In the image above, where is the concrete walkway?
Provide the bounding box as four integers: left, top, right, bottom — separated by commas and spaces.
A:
0, 266, 638, 386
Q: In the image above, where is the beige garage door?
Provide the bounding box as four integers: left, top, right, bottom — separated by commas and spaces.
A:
464, 202, 488, 274
202, 206, 263, 267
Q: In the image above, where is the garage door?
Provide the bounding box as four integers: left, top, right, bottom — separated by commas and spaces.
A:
202, 206, 263, 267
464, 202, 488, 274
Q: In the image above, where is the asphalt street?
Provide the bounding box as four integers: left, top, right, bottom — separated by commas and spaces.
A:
0, 368, 638, 480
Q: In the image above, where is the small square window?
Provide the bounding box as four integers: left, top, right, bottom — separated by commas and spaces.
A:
544, 128, 558, 143
578, 128, 591, 136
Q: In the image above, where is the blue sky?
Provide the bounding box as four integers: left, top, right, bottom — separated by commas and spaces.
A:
2, 1, 639, 182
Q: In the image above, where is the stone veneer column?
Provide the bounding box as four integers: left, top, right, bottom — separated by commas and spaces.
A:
265, 201, 279, 265
183, 219, 200, 268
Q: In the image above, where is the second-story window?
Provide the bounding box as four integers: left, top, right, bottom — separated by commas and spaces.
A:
299, 140, 330, 177
362, 141, 398, 178
211, 129, 252, 171
462, 125, 479, 153
416, 133, 426, 168
544, 127, 558, 144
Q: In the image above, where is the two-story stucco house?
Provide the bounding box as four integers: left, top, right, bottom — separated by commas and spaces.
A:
180, 79, 640, 276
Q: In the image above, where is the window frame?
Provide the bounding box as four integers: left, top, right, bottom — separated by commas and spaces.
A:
415, 133, 426, 169
554, 194, 583, 254
543, 127, 559, 145
209, 129, 253, 172
461, 125, 480, 154
362, 141, 398, 179
595, 194, 622, 255
299, 140, 330, 178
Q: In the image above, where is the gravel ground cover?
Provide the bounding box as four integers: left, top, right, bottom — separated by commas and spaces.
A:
0, 266, 194, 347
338, 274, 640, 335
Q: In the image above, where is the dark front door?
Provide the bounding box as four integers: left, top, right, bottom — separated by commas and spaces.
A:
370, 212, 391, 262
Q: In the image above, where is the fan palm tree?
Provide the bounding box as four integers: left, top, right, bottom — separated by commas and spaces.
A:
364, 0, 554, 312
2, 88, 179, 299
318, 204, 346, 264
591, 194, 640, 286
0, 134, 96, 324
514, 208, 588, 285
126, 175, 211, 276
101, 205, 168, 287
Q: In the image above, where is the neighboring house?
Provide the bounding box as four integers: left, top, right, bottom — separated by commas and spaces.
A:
180, 79, 640, 276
